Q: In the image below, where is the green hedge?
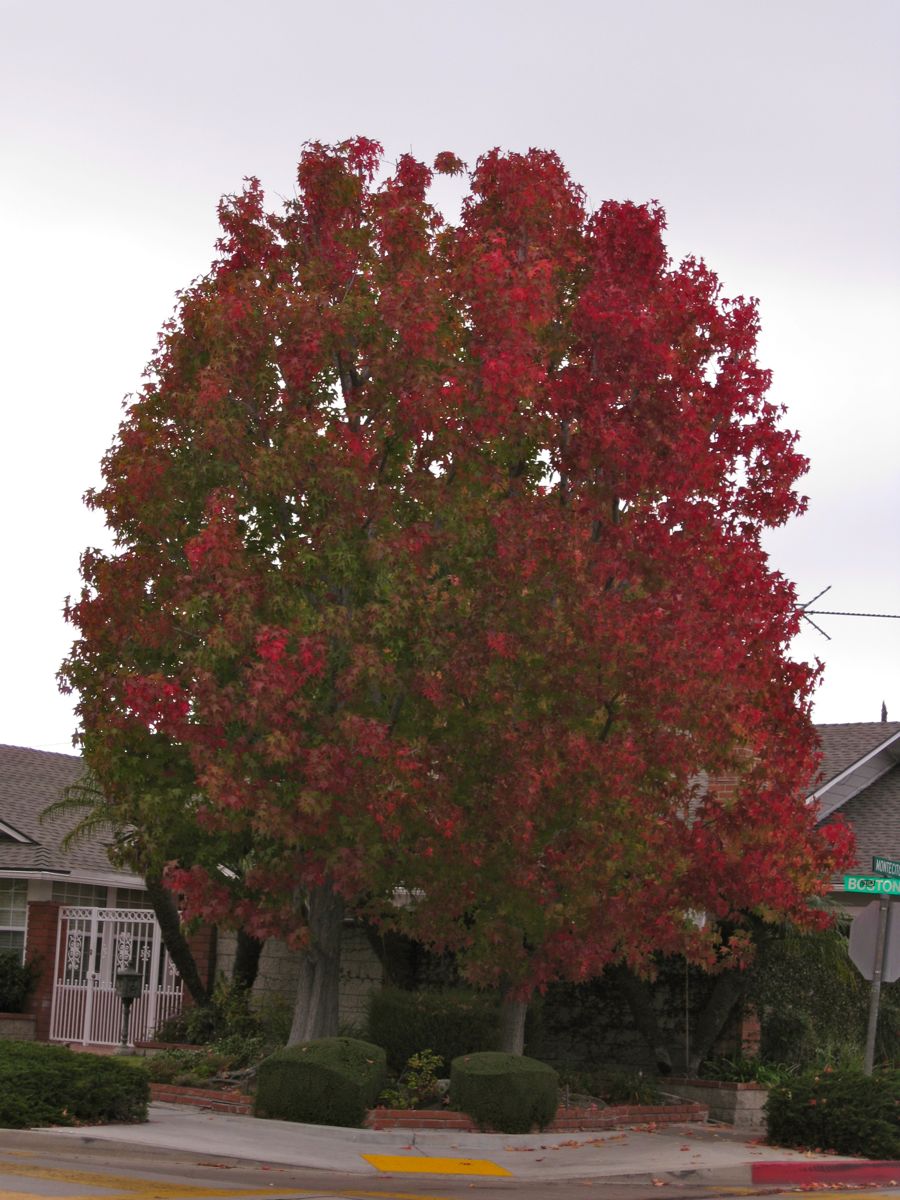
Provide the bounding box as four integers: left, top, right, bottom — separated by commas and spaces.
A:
0, 1042, 149, 1128
450, 1051, 558, 1133
766, 1067, 900, 1158
0, 953, 40, 1013
367, 987, 500, 1072
254, 1037, 387, 1127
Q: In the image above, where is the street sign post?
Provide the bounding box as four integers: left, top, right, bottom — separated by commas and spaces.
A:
848, 895, 900, 1075
844, 874, 900, 896
872, 855, 900, 879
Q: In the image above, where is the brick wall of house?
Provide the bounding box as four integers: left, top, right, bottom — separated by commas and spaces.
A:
23, 901, 60, 1041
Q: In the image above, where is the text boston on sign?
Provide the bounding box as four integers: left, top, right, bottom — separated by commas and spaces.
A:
845, 874, 900, 896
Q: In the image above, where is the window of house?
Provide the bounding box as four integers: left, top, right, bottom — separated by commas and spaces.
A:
51, 882, 110, 908
0, 880, 27, 961
114, 888, 153, 909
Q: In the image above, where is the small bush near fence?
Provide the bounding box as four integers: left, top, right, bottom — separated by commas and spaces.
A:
254, 1037, 387, 1127
367, 987, 500, 1072
450, 1051, 558, 1133
156, 978, 292, 1048
0, 953, 41, 1013
766, 1067, 900, 1158
0, 1042, 149, 1128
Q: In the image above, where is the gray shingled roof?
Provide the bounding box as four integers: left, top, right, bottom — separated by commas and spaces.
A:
832, 764, 900, 874
813, 722, 900, 790
0, 744, 136, 879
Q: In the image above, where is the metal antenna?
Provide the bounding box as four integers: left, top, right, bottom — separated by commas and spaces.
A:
798, 585, 833, 640
797, 585, 900, 640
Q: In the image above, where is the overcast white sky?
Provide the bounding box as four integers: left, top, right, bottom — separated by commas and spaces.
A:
2, 0, 898, 752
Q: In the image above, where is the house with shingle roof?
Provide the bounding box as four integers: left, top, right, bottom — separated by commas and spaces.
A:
0, 745, 378, 1043
0, 744, 148, 962
810, 722, 900, 906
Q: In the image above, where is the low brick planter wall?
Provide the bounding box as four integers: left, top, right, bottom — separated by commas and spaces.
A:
150, 1082, 252, 1115
150, 1084, 707, 1131
368, 1100, 706, 1132
367, 1108, 475, 1130
136, 1041, 198, 1054
664, 1078, 767, 1131
549, 1101, 706, 1131
0, 1013, 36, 1041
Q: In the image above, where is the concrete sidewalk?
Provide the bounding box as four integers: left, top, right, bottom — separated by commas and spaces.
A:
44, 1101, 900, 1187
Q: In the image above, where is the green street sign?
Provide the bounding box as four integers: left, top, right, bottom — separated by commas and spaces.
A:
872, 856, 900, 880
845, 874, 900, 896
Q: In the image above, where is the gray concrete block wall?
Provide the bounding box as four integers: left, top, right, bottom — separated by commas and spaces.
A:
215, 924, 383, 1030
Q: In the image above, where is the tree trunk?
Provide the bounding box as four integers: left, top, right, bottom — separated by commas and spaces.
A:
611, 965, 674, 1074
231, 929, 264, 992
499, 992, 530, 1055
613, 962, 750, 1076
685, 969, 750, 1076
287, 883, 345, 1045
144, 869, 210, 1006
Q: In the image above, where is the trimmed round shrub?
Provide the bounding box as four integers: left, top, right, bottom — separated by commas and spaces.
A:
450, 1051, 558, 1133
0, 1042, 148, 1128
766, 1067, 900, 1158
254, 1037, 387, 1127
367, 987, 500, 1072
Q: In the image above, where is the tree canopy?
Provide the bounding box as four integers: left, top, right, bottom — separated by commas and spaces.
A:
61, 139, 852, 1047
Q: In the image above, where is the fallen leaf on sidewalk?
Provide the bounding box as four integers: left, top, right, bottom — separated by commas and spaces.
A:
651, 1177, 669, 1187
195, 1162, 235, 1169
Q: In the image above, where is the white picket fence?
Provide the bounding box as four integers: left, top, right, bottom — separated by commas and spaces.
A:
49, 907, 183, 1047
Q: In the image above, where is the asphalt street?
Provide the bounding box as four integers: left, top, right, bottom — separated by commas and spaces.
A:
1, 1103, 898, 1200
1, 1131, 900, 1200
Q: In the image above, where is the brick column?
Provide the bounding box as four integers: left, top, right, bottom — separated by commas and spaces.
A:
738, 1006, 762, 1057
24, 901, 61, 1042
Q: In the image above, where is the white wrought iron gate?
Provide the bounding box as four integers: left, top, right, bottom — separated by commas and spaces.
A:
49, 907, 184, 1046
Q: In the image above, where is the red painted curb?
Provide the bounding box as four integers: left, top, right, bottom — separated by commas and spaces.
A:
752, 1161, 900, 1185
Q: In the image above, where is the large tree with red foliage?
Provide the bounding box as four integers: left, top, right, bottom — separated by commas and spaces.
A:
61, 139, 851, 1049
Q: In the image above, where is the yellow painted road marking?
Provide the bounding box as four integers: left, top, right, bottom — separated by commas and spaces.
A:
0, 1155, 309, 1199
363, 1153, 511, 1177
0, 1156, 465, 1200
0, 1193, 103, 1200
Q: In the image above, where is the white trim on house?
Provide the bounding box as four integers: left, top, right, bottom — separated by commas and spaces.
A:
0, 819, 35, 844
0, 867, 144, 887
